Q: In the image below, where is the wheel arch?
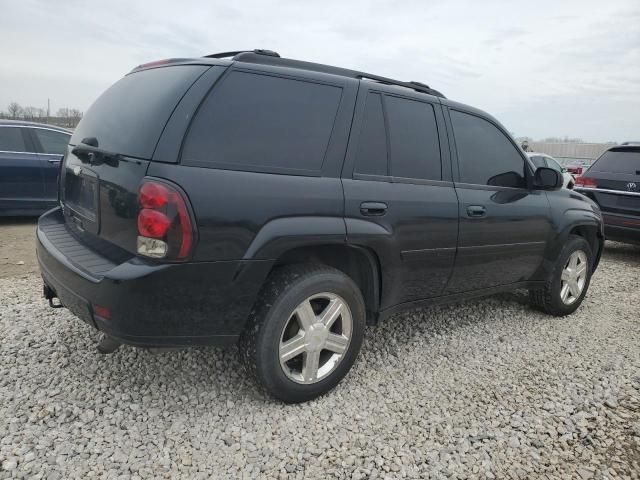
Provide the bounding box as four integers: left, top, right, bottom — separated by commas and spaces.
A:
271, 244, 382, 325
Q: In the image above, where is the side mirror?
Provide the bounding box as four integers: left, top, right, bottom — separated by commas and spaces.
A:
534, 167, 562, 190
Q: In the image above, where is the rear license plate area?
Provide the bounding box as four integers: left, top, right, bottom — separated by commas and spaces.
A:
64, 167, 100, 234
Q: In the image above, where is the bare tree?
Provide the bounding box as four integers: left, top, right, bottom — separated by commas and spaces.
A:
68, 108, 83, 127
7, 102, 22, 119
56, 108, 71, 127
23, 106, 38, 120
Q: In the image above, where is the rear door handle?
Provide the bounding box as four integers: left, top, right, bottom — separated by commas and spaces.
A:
360, 201, 388, 216
47, 158, 61, 164
466, 205, 487, 218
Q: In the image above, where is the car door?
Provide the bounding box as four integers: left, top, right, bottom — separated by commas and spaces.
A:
0, 125, 47, 213
343, 87, 459, 309
30, 127, 70, 203
444, 107, 553, 293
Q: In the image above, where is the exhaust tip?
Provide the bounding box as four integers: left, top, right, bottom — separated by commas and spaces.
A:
97, 334, 121, 354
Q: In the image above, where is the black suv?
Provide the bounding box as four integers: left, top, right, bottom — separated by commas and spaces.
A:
574, 143, 640, 244
37, 50, 604, 403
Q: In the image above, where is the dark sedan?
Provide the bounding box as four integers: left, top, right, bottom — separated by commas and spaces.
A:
0, 120, 71, 216
575, 144, 640, 244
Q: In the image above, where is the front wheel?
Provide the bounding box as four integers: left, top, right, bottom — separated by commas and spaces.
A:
529, 235, 593, 316
239, 265, 365, 403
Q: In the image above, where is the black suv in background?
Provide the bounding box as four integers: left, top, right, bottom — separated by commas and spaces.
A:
575, 144, 640, 244
37, 50, 604, 403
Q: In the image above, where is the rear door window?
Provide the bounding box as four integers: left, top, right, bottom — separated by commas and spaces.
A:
71, 65, 208, 159
182, 71, 342, 175
385, 96, 442, 180
0, 127, 28, 152
354, 93, 388, 176
33, 129, 70, 155
451, 110, 526, 188
590, 149, 640, 174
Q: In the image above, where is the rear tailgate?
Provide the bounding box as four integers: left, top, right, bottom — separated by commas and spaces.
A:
61, 64, 211, 253
579, 148, 640, 217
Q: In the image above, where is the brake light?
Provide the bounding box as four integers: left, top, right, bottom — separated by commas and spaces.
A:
575, 176, 597, 188
139, 182, 169, 209
137, 180, 195, 260
138, 209, 171, 238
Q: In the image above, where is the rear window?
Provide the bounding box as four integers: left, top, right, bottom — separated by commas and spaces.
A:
590, 149, 640, 174
182, 71, 342, 175
33, 128, 70, 155
71, 65, 208, 159
529, 156, 546, 168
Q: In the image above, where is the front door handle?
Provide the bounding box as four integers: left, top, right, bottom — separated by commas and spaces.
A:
466, 205, 487, 218
360, 201, 388, 216
47, 158, 61, 164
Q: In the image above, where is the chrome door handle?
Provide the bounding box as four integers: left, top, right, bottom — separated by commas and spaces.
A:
360, 202, 388, 216
466, 205, 487, 218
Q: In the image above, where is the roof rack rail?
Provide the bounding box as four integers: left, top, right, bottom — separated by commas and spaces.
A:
208, 50, 445, 98
204, 49, 280, 59
356, 74, 444, 98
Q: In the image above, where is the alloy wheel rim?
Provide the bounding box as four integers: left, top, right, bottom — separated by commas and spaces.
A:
279, 293, 352, 384
560, 250, 588, 305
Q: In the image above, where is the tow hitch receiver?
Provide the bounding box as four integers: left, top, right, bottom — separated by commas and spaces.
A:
43, 284, 63, 308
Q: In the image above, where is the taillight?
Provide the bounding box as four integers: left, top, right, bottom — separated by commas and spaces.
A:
137, 179, 195, 260
575, 176, 597, 188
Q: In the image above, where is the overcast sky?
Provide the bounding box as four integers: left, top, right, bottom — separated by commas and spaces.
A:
1, 0, 639, 142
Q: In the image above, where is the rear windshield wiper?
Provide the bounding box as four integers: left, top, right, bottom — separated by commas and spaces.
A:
71, 138, 121, 166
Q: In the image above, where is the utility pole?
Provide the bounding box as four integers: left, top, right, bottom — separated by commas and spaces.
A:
47, 98, 50, 124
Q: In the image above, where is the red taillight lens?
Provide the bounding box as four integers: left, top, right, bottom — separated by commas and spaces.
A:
93, 304, 111, 320
575, 176, 597, 188
137, 180, 195, 260
139, 182, 169, 209
137, 208, 171, 238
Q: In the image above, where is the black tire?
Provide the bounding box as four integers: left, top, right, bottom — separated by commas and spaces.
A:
238, 264, 366, 403
529, 235, 593, 316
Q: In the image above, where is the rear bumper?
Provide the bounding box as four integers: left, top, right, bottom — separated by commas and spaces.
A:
603, 213, 640, 245
37, 208, 273, 347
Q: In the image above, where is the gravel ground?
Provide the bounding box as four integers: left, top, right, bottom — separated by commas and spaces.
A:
0, 241, 639, 479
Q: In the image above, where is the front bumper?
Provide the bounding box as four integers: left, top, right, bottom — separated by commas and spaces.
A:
37, 208, 273, 347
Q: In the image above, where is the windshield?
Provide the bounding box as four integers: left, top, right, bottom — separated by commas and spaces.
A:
71, 65, 208, 159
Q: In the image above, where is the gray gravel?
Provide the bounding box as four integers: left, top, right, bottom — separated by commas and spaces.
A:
1, 241, 639, 479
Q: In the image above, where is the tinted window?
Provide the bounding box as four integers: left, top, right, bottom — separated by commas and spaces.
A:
33, 129, 70, 155
354, 93, 387, 176
72, 65, 208, 159
451, 110, 526, 188
385, 96, 441, 180
0, 127, 27, 152
590, 150, 640, 174
183, 71, 342, 174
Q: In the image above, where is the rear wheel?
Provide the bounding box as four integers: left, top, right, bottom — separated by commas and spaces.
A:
239, 265, 365, 403
529, 235, 593, 316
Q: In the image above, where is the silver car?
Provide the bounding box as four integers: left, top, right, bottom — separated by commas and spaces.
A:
528, 153, 575, 189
